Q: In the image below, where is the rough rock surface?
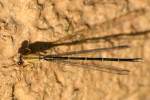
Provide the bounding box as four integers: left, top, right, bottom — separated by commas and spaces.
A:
0, 0, 150, 100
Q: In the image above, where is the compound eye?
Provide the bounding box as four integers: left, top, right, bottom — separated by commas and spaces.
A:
17, 59, 24, 65
17, 62, 22, 65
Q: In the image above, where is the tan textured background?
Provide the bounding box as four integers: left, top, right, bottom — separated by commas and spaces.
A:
0, 0, 150, 100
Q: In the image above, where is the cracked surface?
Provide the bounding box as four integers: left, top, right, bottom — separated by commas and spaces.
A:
0, 0, 150, 100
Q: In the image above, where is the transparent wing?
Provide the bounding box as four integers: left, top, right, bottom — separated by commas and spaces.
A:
51, 45, 130, 56
51, 60, 129, 75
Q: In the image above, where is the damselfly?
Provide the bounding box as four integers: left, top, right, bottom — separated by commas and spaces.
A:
14, 29, 148, 75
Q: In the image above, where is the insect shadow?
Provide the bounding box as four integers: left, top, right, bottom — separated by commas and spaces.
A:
18, 29, 150, 55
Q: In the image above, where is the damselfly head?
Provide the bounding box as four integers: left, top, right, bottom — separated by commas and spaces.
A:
17, 55, 24, 65
13, 54, 24, 65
